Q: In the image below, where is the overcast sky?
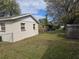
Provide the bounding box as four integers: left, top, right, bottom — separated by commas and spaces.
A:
17, 0, 47, 20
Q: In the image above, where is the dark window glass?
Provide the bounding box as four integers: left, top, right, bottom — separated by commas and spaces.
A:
21, 23, 26, 31
33, 24, 35, 30
0, 23, 5, 32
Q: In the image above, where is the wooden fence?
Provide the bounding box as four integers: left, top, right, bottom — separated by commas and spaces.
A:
66, 24, 79, 39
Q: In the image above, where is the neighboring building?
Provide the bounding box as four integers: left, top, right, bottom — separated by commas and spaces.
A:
39, 24, 48, 33
0, 14, 39, 42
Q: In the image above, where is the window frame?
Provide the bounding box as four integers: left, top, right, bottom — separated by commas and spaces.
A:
21, 23, 26, 31
0, 23, 5, 32
33, 24, 35, 30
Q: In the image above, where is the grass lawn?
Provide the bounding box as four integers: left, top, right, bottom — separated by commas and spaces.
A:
0, 33, 79, 59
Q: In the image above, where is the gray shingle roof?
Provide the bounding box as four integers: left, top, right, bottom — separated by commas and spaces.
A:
0, 14, 39, 24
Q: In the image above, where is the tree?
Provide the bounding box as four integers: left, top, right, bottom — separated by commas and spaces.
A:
39, 14, 48, 26
0, 0, 20, 17
44, 0, 79, 25
39, 15, 50, 32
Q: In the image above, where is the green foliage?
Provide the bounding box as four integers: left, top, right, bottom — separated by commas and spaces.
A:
39, 15, 49, 26
44, 18, 49, 25
45, 0, 79, 25
0, 0, 20, 17
60, 16, 68, 23
52, 24, 60, 30
61, 12, 79, 24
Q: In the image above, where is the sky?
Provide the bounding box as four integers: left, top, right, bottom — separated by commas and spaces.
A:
17, 0, 47, 20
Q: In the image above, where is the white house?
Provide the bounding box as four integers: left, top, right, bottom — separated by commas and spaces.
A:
0, 14, 39, 42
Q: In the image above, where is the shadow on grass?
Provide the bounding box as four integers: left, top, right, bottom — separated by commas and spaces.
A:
41, 40, 79, 59
56, 33, 79, 43
40, 32, 79, 59
57, 33, 66, 38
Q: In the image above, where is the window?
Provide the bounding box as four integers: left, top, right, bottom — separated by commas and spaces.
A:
21, 23, 26, 31
33, 24, 35, 30
0, 23, 5, 32
42, 25, 44, 28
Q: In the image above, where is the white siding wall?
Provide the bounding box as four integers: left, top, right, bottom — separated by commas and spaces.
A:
0, 17, 38, 42
2, 33, 13, 42
0, 21, 14, 42
13, 17, 38, 42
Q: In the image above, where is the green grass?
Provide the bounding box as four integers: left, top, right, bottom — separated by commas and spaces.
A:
0, 33, 79, 59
